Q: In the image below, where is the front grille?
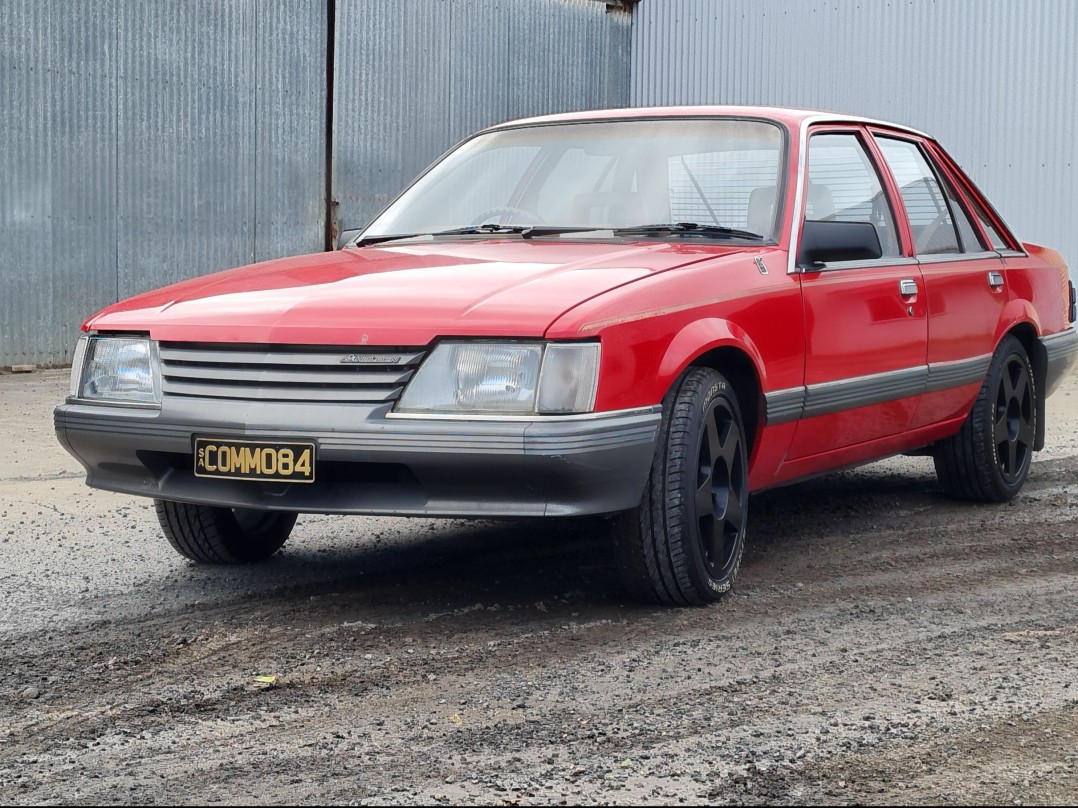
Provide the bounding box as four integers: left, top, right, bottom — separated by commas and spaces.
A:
159, 343, 426, 404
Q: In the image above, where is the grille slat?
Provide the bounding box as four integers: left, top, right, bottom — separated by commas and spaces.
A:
159, 344, 425, 404
161, 365, 414, 386
159, 347, 425, 367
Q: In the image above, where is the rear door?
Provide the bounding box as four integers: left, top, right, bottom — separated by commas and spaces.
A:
787, 127, 927, 460
871, 133, 1008, 430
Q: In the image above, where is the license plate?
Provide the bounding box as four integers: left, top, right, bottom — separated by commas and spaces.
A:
194, 437, 316, 483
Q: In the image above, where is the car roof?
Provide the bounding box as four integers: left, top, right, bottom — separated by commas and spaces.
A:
482, 105, 930, 139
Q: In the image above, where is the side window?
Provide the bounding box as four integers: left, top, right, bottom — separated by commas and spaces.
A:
974, 207, 1009, 250
806, 133, 900, 257
957, 181, 1011, 250
875, 137, 961, 255
939, 175, 985, 252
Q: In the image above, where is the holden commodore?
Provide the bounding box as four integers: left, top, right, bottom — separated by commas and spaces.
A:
55, 106, 1078, 605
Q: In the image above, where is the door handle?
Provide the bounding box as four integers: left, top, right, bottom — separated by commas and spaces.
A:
988, 271, 1005, 289
899, 279, 918, 296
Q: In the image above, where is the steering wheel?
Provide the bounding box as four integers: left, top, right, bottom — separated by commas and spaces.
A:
470, 206, 545, 226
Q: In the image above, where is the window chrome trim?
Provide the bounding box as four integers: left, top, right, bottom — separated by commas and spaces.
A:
915, 251, 1001, 264
803, 257, 919, 273
788, 114, 929, 276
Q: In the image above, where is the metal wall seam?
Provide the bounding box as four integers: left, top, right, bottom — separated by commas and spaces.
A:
332, 0, 632, 234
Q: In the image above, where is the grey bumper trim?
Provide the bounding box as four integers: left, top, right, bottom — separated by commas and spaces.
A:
1042, 328, 1078, 398
764, 354, 991, 425
55, 401, 661, 518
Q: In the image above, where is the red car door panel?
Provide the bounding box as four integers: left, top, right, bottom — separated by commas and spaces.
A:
785, 128, 928, 460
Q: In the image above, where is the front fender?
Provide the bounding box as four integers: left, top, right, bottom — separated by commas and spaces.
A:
657, 318, 768, 391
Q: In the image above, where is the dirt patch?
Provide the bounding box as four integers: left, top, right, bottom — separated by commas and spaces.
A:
2, 370, 1077, 804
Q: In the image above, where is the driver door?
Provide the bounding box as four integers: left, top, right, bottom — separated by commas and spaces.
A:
787, 128, 928, 460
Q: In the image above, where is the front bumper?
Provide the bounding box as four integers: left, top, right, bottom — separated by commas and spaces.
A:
54, 397, 661, 518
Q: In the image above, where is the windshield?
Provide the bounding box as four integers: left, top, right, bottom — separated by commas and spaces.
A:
361, 118, 787, 241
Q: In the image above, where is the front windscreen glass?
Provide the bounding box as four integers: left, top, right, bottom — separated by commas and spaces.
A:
361, 119, 786, 241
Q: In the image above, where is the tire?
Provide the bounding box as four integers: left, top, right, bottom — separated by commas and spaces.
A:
155, 500, 297, 563
612, 367, 749, 605
933, 334, 1037, 503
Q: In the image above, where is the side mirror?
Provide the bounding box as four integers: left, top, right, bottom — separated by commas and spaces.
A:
337, 228, 363, 250
798, 220, 883, 268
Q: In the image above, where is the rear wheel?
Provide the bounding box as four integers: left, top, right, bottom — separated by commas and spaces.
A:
933, 334, 1037, 502
155, 500, 297, 563
613, 367, 749, 605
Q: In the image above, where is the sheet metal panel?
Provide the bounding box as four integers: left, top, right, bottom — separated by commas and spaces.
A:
254, 0, 328, 263
115, 1, 257, 298
333, 0, 633, 232
631, 0, 1078, 278
1, 1, 119, 366
0, 0, 326, 366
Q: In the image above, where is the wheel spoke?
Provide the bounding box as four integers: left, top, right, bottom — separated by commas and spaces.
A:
1013, 370, 1030, 408
706, 527, 725, 569
705, 412, 723, 470
1005, 437, 1019, 475
1017, 417, 1035, 449
723, 482, 745, 536
1000, 364, 1017, 401
696, 477, 715, 519
993, 411, 1010, 445
717, 423, 739, 469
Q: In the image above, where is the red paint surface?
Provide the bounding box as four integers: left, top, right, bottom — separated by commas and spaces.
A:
81, 107, 1072, 492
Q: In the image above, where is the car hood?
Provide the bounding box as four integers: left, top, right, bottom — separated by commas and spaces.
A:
85, 240, 741, 345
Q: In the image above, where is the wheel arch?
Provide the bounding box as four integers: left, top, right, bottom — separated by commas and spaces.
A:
658, 319, 765, 455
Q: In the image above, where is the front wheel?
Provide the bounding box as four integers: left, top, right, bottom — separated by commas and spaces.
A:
155, 500, 297, 563
933, 334, 1037, 502
612, 367, 749, 605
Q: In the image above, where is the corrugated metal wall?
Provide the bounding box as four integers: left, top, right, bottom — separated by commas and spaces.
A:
0, 0, 631, 367
0, 0, 327, 367
333, 0, 633, 233
631, 0, 1078, 279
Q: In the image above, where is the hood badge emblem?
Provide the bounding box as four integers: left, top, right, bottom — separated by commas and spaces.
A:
340, 354, 401, 365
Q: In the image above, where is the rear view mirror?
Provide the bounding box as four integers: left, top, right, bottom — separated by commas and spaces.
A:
798, 220, 883, 267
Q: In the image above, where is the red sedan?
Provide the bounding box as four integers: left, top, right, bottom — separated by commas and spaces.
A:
55, 106, 1078, 605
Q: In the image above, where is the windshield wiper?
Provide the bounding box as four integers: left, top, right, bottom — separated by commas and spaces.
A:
351, 232, 428, 246
613, 222, 764, 240
352, 224, 611, 247
433, 224, 606, 239
352, 225, 529, 246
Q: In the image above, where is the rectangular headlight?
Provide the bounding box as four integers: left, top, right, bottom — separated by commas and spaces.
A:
397, 342, 542, 414
76, 336, 161, 405
396, 341, 600, 416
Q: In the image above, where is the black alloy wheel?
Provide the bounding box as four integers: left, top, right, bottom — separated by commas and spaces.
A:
695, 392, 747, 583
613, 367, 750, 605
993, 350, 1035, 484
934, 334, 1037, 503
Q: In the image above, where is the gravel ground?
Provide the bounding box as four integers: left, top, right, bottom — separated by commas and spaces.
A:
2, 369, 1077, 805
